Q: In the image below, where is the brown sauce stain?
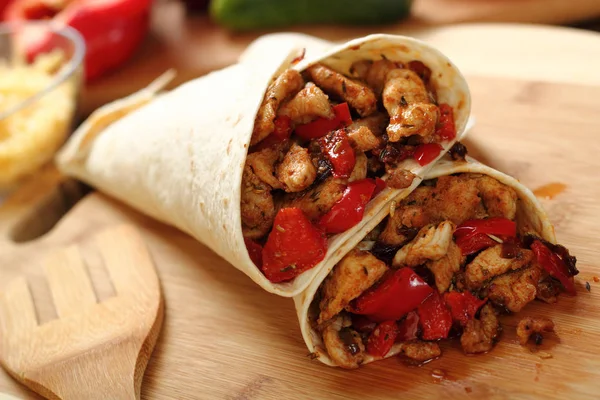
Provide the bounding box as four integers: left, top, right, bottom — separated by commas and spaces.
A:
593, 276, 599, 283
533, 182, 567, 199
465, 387, 473, 393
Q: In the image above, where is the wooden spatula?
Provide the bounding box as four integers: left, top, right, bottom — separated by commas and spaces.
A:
0, 224, 163, 399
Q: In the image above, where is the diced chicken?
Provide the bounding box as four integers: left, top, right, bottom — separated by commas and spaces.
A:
379, 205, 427, 246
365, 59, 400, 95
393, 221, 455, 267
460, 304, 499, 354
276, 144, 317, 192
347, 113, 388, 138
426, 175, 487, 225
245, 147, 282, 189
383, 69, 439, 142
307, 64, 378, 117
347, 126, 381, 152
282, 177, 346, 221
251, 69, 304, 145
488, 265, 541, 312
319, 250, 389, 323
465, 245, 534, 289
278, 83, 334, 124
240, 166, 275, 239
387, 168, 417, 189
536, 279, 559, 304
322, 315, 365, 369
516, 317, 555, 345
476, 176, 518, 220
398, 341, 441, 362
349, 152, 368, 182
427, 241, 464, 293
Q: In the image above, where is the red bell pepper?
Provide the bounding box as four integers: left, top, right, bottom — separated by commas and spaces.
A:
261, 208, 327, 283
413, 143, 443, 166
455, 233, 497, 256
252, 116, 292, 151
366, 320, 398, 358
396, 311, 419, 341
319, 129, 355, 178
244, 238, 263, 267
373, 177, 386, 198
352, 268, 434, 323
435, 104, 456, 141
417, 291, 453, 340
318, 179, 376, 234
295, 102, 352, 140
454, 217, 517, 256
6, 0, 151, 81
531, 240, 577, 295
351, 314, 376, 333
444, 291, 487, 327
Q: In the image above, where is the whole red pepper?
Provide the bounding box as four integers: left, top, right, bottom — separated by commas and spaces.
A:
531, 240, 577, 295
413, 143, 443, 166
417, 291, 453, 340
318, 178, 376, 234
435, 104, 456, 141
319, 129, 355, 178
396, 311, 419, 341
352, 268, 434, 323
454, 217, 517, 256
444, 291, 487, 327
366, 320, 398, 358
261, 208, 327, 283
295, 102, 352, 140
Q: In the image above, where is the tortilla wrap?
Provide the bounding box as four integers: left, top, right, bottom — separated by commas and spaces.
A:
57, 33, 471, 297
293, 155, 556, 366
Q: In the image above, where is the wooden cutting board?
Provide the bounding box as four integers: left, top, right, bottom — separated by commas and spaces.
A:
2, 28, 600, 399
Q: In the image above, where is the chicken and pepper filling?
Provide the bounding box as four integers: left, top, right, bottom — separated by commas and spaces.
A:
310, 173, 578, 369
243, 59, 458, 283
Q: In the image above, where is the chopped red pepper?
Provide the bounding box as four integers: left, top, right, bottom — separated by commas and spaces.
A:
261, 208, 327, 283
295, 103, 352, 140
318, 179, 376, 234
413, 143, 443, 166
435, 104, 456, 141
531, 240, 577, 295
396, 311, 420, 341
244, 238, 263, 267
251, 116, 292, 151
366, 320, 398, 358
444, 291, 487, 327
417, 291, 453, 340
454, 217, 517, 256
352, 268, 434, 323
351, 314, 377, 333
455, 233, 498, 256
373, 177, 387, 198
319, 129, 355, 178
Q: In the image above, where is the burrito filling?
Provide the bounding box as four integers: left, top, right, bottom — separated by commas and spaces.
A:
309, 173, 578, 368
243, 59, 457, 283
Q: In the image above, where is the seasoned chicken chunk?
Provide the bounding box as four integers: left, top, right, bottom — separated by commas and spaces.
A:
282, 177, 346, 221
245, 147, 282, 189
349, 152, 368, 182
427, 175, 487, 225
379, 205, 427, 246
460, 304, 499, 354
398, 341, 441, 362
427, 241, 464, 293
365, 59, 400, 95
488, 265, 541, 312
347, 125, 381, 152
516, 317, 555, 345
383, 69, 439, 142
307, 64, 377, 117
278, 83, 334, 124
393, 221, 455, 267
387, 169, 417, 189
347, 113, 388, 138
476, 176, 518, 220
240, 166, 275, 239
465, 245, 534, 289
319, 250, 389, 323
322, 315, 365, 369
276, 144, 316, 192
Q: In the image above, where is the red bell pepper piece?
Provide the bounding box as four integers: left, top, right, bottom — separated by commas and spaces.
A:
396, 311, 420, 341
352, 268, 434, 323
531, 240, 577, 295
319, 129, 355, 178
295, 102, 352, 140
444, 291, 487, 327
6, 0, 151, 81
417, 291, 453, 340
455, 233, 497, 256
244, 238, 263, 267
435, 104, 456, 141
252, 116, 292, 151
261, 208, 327, 283
318, 179, 376, 234
351, 314, 377, 333
413, 143, 443, 166
373, 177, 387, 198
366, 320, 398, 358
454, 217, 517, 239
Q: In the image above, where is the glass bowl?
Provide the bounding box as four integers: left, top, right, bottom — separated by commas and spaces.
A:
0, 21, 85, 194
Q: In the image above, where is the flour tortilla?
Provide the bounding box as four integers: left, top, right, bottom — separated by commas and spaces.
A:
294, 155, 556, 366
57, 33, 471, 297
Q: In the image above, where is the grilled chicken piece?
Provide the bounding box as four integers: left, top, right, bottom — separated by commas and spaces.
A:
488, 265, 541, 312
460, 304, 499, 354
347, 126, 381, 152
278, 83, 334, 124
307, 64, 378, 117
387, 169, 417, 190
282, 177, 346, 221
398, 341, 441, 362
379, 205, 427, 246
427, 241, 464, 293
476, 176, 518, 219
322, 315, 365, 369
516, 317, 555, 345
383, 69, 439, 142
365, 59, 401, 95
349, 152, 368, 182
319, 250, 389, 323
240, 166, 275, 239
276, 144, 316, 193
465, 245, 534, 289
427, 175, 488, 225
347, 113, 388, 138
245, 147, 283, 189
393, 221, 455, 267
251, 69, 304, 145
